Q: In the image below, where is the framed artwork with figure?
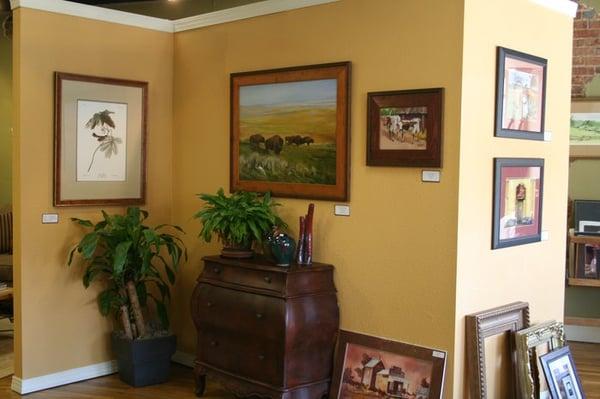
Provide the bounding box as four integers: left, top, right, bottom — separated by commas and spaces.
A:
54, 72, 147, 206
492, 158, 544, 249
495, 47, 547, 140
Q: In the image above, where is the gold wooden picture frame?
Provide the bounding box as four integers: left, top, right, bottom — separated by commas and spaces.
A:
515, 321, 565, 399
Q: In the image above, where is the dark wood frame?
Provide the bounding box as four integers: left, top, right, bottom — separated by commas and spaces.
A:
466, 302, 530, 399
367, 88, 443, 167
230, 62, 351, 201
329, 330, 447, 399
495, 47, 547, 140
539, 346, 586, 399
492, 158, 544, 249
54, 72, 148, 206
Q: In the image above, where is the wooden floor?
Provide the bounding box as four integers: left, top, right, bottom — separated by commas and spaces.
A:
0, 342, 598, 398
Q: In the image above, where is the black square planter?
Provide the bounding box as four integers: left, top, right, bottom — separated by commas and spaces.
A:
111, 332, 176, 387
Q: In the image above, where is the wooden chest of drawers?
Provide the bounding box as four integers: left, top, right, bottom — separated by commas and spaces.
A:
191, 255, 339, 399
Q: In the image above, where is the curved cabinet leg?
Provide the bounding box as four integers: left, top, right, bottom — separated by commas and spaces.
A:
194, 372, 206, 397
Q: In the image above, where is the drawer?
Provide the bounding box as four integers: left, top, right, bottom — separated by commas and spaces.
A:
198, 326, 284, 386
195, 284, 285, 340
203, 260, 285, 293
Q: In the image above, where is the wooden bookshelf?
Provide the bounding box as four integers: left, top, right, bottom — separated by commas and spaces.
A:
568, 278, 600, 288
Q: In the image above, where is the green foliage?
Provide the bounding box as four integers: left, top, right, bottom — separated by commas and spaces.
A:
68, 207, 187, 330
239, 142, 336, 184
194, 188, 285, 247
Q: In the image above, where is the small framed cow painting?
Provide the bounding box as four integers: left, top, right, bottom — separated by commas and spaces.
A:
230, 62, 350, 201
367, 88, 443, 167
329, 330, 447, 399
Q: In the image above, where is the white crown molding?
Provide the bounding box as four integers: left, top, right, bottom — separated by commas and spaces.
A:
11, 360, 117, 394
10, 0, 174, 32
529, 0, 578, 18
173, 0, 339, 32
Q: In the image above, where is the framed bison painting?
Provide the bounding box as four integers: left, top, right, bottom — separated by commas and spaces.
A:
230, 62, 350, 201
329, 330, 447, 399
367, 88, 443, 167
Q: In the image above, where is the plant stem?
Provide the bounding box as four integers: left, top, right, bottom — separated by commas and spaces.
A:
126, 281, 146, 338
120, 305, 133, 340
87, 144, 101, 173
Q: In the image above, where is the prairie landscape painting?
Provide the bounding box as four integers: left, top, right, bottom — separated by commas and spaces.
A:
238, 79, 337, 184
570, 112, 600, 146
231, 62, 350, 201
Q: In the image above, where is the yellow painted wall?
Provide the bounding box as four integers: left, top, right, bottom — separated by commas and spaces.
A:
12, 8, 173, 379
454, 0, 573, 397
171, 0, 463, 395
0, 15, 11, 206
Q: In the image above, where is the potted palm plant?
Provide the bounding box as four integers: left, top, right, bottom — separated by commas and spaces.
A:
68, 207, 187, 387
194, 188, 285, 258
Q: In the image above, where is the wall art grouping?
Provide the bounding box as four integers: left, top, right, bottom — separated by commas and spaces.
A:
230, 62, 350, 201
54, 72, 147, 206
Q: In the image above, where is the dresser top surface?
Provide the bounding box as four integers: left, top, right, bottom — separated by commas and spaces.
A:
202, 255, 333, 273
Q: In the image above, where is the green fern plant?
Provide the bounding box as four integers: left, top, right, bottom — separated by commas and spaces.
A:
194, 188, 285, 248
68, 207, 187, 339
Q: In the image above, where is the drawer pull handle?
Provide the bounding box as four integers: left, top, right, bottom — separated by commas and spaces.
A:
263, 276, 272, 284
210, 341, 218, 347
256, 313, 263, 319
206, 302, 213, 308
212, 267, 221, 274
258, 354, 265, 361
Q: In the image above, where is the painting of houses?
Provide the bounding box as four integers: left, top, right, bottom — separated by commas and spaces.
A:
338, 343, 434, 399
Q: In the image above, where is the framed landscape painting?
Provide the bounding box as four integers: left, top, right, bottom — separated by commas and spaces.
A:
367, 88, 443, 167
230, 62, 350, 201
495, 47, 547, 140
329, 330, 447, 399
492, 158, 544, 249
570, 98, 600, 159
54, 72, 147, 206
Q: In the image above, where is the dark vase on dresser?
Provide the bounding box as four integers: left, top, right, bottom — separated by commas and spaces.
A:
191, 255, 339, 399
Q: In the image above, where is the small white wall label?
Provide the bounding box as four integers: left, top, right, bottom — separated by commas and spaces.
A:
334, 204, 350, 216
422, 170, 441, 183
544, 131, 552, 141
541, 231, 549, 241
42, 214, 59, 224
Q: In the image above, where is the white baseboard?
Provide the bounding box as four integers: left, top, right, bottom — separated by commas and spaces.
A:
10, 351, 194, 394
11, 360, 118, 395
172, 351, 195, 368
565, 324, 600, 344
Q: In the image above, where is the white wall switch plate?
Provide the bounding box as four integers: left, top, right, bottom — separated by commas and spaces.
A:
422, 170, 441, 183
42, 213, 59, 224
544, 131, 552, 141
334, 204, 350, 216
541, 231, 549, 241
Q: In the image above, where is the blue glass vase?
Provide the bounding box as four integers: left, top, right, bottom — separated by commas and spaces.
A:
269, 231, 296, 267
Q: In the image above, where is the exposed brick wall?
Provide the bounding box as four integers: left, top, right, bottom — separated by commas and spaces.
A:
573, 1, 600, 97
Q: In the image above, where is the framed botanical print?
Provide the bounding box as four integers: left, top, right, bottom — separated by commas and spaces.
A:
230, 62, 350, 201
570, 98, 600, 159
495, 47, 547, 140
367, 88, 443, 167
492, 158, 544, 249
54, 72, 147, 206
